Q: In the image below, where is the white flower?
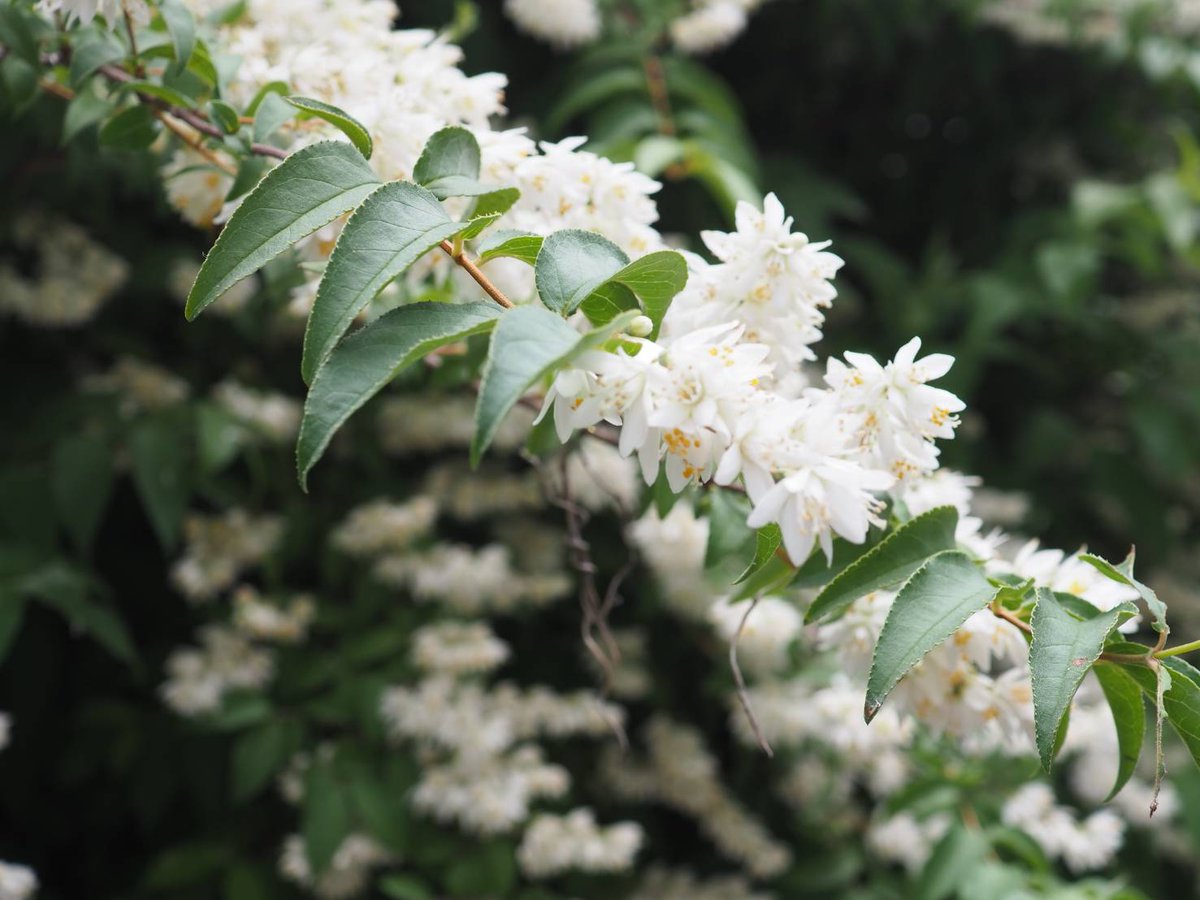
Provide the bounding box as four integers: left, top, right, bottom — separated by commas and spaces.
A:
82, 356, 189, 417
504, 0, 601, 49
631, 867, 772, 900
279, 833, 390, 899
747, 455, 892, 566
867, 813, 949, 872
518, 809, 643, 877
671, 2, 749, 54
170, 510, 283, 603
669, 193, 841, 367
36, 0, 144, 27
163, 149, 235, 228
825, 337, 965, 481
232, 587, 315, 644
0, 862, 37, 900
412, 621, 511, 677
1002, 782, 1126, 873
160, 626, 275, 717
212, 381, 301, 444
0, 213, 128, 329
330, 497, 438, 558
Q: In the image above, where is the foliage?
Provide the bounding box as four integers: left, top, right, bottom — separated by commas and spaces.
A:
1, 1, 1200, 899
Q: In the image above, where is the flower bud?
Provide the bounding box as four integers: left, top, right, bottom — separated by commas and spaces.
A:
626, 315, 654, 338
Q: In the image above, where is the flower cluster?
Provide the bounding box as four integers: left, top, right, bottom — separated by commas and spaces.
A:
501, 0, 772, 56
29, 0, 1184, 894
602, 717, 793, 878
170, 509, 284, 603
0, 212, 128, 328
160, 625, 276, 716
0, 712, 36, 900
1002, 783, 1125, 873
516, 808, 643, 878
279, 833, 391, 900
543, 193, 966, 568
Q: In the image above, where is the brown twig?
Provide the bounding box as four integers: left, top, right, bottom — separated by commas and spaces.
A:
438, 240, 513, 308
642, 54, 676, 138
989, 602, 1033, 635
153, 109, 238, 175
731, 596, 774, 757
121, 1, 143, 77
550, 456, 628, 749
31, 57, 518, 312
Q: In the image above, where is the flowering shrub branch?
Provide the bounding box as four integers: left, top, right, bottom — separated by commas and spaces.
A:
3, 0, 1200, 896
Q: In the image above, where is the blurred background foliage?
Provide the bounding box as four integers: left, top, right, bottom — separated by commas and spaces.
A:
3, 0, 1200, 897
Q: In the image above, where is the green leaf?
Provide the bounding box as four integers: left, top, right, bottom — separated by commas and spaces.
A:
0, 589, 27, 666
303, 758, 351, 873
731, 553, 796, 602
807, 506, 959, 625
285, 95, 372, 158
578, 281, 639, 327
535, 229, 630, 315
413, 125, 481, 192
1080, 549, 1168, 636
865, 551, 997, 722
142, 842, 231, 890
688, 146, 760, 221
472, 308, 640, 465
300, 181, 468, 383
224, 156, 270, 203
457, 187, 521, 239
792, 527, 888, 590
251, 90, 294, 144
195, 403, 246, 473
1, 56, 37, 112
138, 39, 220, 88
120, 79, 198, 110
379, 875, 434, 900
634, 135, 686, 178
69, 27, 125, 87
1094, 663, 1146, 800
1029, 588, 1133, 770
1160, 658, 1200, 773
298, 302, 502, 488
185, 141, 380, 319
545, 66, 644, 133
245, 80, 288, 116
0, 6, 38, 66
596, 250, 688, 337
62, 83, 115, 144
231, 719, 302, 802
99, 105, 160, 150
705, 489, 752, 568
128, 415, 191, 550
159, 0, 196, 74
24, 563, 138, 669
210, 98, 240, 134
52, 431, 114, 554
736, 524, 783, 584
478, 230, 543, 266
347, 773, 408, 853
913, 824, 990, 900
443, 840, 517, 898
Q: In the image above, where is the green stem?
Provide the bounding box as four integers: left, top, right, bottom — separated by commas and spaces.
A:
1155, 638, 1200, 660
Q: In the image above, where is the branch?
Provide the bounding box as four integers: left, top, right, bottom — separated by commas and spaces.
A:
730, 597, 774, 757
438, 240, 513, 309
33, 56, 518, 312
